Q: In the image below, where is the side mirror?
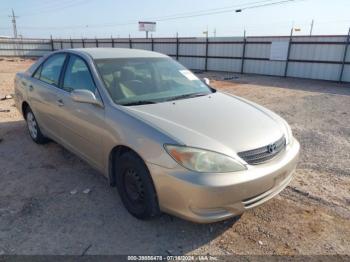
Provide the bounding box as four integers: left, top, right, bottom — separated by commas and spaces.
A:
203, 77, 210, 85
71, 89, 103, 107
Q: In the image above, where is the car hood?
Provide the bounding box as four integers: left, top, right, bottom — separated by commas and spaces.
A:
124, 92, 285, 157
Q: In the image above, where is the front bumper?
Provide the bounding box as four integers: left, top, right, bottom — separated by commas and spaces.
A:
147, 138, 300, 223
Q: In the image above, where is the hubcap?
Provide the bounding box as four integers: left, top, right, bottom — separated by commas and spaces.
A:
123, 168, 145, 209
27, 112, 38, 139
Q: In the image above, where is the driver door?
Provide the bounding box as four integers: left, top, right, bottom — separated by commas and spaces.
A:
55, 54, 106, 171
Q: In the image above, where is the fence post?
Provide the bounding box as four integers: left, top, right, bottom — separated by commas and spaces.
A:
204, 37, 209, 71
20, 37, 24, 58
111, 36, 115, 47
151, 37, 154, 51
339, 27, 350, 82
240, 30, 246, 74
82, 38, 85, 48
284, 28, 293, 77
70, 37, 73, 48
50, 35, 54, 51
176, 36, 179, 60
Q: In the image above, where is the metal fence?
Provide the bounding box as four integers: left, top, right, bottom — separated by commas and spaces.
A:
1, 34, 349, 82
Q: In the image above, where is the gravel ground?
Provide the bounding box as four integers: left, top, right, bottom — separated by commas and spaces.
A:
0, 58, 349, 255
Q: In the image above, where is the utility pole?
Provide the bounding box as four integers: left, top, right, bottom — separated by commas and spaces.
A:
203, 25, 208, 38
9, 9, 18, 38
309, 19, 314, 36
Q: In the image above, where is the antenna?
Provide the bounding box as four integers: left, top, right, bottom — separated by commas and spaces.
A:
9, 9, 18, 38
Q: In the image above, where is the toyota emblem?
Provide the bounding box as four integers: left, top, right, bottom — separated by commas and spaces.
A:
267, 143, 277, 153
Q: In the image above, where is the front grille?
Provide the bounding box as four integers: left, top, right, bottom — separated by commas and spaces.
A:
238, 136, 286, 165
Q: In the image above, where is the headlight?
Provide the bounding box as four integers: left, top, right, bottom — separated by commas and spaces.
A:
164, 145, 246, 173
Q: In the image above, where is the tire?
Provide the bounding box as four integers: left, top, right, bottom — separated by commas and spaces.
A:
25, 107, 49, 144
115, 151, 161, 220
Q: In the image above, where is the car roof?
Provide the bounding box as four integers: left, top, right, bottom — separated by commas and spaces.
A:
70, 48, 168, 59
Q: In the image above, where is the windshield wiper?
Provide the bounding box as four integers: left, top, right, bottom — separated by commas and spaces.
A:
120, 100, 157, 106
165, 92, 209, 102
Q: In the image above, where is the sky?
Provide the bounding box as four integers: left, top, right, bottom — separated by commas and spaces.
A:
0, 0, 349, 39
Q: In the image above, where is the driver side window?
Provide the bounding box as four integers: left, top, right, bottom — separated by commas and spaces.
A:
63, 55, 96, 93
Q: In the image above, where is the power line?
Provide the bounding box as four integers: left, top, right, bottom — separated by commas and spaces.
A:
139, 0, 276, 21
152, 0, 303, 22
1, 0, 275, 27
0, 0, 84, 16
3, 0, 305, 31
236, 0, 302, 12
19, 0, 92, 17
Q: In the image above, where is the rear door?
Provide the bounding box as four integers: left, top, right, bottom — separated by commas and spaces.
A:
53, 54, 106, 170
29, 53, 67, 140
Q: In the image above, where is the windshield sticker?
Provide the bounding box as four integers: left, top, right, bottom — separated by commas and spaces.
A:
179, 70, 199, 81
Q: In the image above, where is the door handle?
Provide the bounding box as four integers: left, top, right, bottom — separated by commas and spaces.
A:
57, 99, 64, 107
29, 85, 34, 91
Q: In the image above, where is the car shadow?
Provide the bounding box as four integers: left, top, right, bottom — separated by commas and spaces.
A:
0, 120, 239, 255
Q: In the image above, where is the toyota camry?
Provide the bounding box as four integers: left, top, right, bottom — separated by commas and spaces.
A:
14, 48, 300, 223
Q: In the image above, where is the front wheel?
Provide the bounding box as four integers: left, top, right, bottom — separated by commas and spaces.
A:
25, 107, 49, 144
115, 151, 161, 220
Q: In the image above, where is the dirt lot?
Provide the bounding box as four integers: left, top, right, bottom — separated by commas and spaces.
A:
0, 58, 349, 255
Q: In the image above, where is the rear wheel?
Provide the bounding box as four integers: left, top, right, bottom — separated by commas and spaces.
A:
115, 151, 160, 220
25, 107, 49, 144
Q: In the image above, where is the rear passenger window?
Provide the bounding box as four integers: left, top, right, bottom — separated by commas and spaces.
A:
33, 65, 42, 79
39, 54, 66, 86
63, 55, 96, 93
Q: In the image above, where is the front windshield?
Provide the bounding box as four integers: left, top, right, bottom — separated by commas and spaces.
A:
95, 57, 214, 105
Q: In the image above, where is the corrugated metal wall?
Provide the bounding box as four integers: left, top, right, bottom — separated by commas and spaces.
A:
0, 35, 349, 82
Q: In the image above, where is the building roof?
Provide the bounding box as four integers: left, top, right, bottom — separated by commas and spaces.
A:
71, 48, 168, 59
